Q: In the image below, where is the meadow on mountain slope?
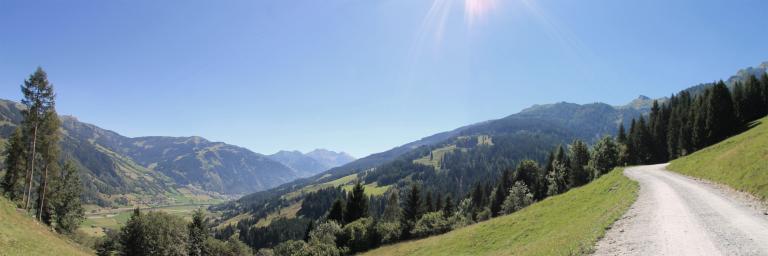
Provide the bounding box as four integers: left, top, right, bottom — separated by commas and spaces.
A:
668, 116, 768, 200
0, 197, 91, 256
363, 168, 638, 256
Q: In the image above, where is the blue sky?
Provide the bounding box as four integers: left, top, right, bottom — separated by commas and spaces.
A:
1, 0, 767, 157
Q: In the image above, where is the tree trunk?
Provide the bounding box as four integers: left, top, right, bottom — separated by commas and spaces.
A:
24, 124, 37, 211
38, 164, 48, 221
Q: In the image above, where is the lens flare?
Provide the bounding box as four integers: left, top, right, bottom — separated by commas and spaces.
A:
465, 0, 497, 27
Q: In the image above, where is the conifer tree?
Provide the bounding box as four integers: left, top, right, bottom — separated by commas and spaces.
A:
327, 199, 345, 225
705, 81, 736, 143
402, 184, 423, 237
1, 127, 26, 201
344, 182, 369, 223
188, 209, 208, 256
20, 68, 56, 211
424, 192, 433, 213
617, 123, 627, 145
568, 140, 590, 187
51, 161, 84, 234
381, 193, 402, 222
442, 195, 454, 217
490, 169, 511, 216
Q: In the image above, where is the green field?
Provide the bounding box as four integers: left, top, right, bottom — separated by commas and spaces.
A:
413, 145, 458, 169
0, 197, 93, 256
80, 203, 213, 237
363, 168, 638, 256
283, 174, 358, 200
668, 116, 768, 200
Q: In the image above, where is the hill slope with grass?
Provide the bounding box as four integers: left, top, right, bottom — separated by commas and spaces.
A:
0, 197, 92, 256
668, 116, 768, 200
362, 168, 638, 256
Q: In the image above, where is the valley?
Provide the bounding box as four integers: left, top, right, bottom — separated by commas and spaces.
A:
1, 2, 767, 254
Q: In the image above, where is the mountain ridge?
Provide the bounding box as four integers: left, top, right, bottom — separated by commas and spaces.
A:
0, 100, 302, 207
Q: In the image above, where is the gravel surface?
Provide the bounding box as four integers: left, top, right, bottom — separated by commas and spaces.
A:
593, 164, 768, 256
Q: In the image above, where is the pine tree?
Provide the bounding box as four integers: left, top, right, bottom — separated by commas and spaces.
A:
344, 182, 369, 223
327, 199, 345, 224
2, 127, 26, 201
188, 209, 208, 256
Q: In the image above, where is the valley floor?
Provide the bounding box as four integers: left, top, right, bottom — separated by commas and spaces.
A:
594, 164, 768, 256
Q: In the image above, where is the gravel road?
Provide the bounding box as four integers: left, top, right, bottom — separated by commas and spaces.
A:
593, 164, 768, 256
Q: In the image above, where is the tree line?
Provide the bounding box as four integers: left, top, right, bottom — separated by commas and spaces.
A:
619, 75, 768, 166
250, 136, 622, 255
1, 67, 84, 234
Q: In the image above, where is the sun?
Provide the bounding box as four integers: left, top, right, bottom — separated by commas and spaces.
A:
464, 0, 498, 26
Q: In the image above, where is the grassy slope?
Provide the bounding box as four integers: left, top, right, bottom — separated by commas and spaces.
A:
668, 116, 768, 200
363, 168, 638, 256
0, 197, 92, 256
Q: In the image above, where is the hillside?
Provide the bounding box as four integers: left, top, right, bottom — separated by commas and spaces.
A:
0, 197, 92, 256
0, 99, 300, 207
362, 168, 638, 256
668, 115, 768, 200
227, 98, 650, 211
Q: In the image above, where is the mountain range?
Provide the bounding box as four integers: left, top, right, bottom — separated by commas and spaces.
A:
268, 150, 355, 178
0, 101, 349, 207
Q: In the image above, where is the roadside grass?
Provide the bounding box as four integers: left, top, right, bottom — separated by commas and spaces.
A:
0, 197, 92, 256
668, 116, 768, 200
363, 168, 638, 256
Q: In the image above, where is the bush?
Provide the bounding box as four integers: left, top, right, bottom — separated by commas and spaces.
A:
501, 182, 534, 215
373, 221, 401, 244
412, 212, 451, 238
340, 217, 374, 252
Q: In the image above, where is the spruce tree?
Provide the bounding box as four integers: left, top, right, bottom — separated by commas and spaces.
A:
568, 140, 590, 187
733, 81, 748, 125
705, 81, 736, 143
188, 209, 208, 256
344, 182, 369, 223
402, 184, 423, 238
327, 199, 345, 224
20, 67, 56, 211
51, 161, 84, 234
36, 111, 61, 224
442, 195, 453, 217
381, 192, 402, 222
2, 127, 26, 201
121, 208, 147, 256
617, 123, 627, 145
424, 192, 433, 213
490, 170, 511, 216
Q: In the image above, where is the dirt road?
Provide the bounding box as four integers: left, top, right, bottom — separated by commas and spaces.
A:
594, 164, 768, 256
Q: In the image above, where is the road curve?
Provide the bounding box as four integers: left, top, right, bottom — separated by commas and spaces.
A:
594, 164, 768, 256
